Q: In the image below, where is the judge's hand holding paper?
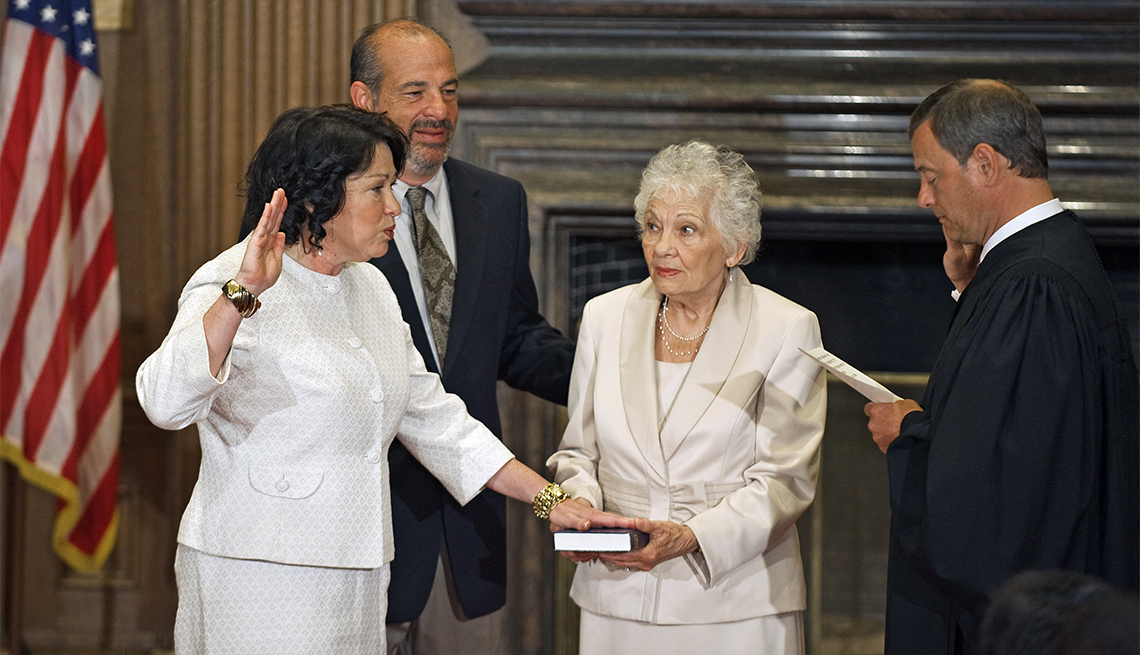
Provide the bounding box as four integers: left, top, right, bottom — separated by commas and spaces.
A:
798, 347, 921, 453
864, 398, 923, 453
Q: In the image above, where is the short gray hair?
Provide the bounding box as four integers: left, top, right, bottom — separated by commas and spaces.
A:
909, 78, 1048, 179
633, 140, 762, 266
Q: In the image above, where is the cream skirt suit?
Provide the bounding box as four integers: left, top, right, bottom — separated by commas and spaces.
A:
137, 243, 514, 653
548, 271, 826, 653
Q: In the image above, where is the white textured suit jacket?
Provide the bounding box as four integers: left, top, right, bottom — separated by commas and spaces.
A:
548, 271, 826, 624
136, 243, 513, 570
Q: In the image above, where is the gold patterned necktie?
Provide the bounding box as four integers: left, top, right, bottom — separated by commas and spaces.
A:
406, 186, 455, 366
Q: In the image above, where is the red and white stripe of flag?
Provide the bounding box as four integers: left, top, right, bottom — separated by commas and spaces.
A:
1, 5, 121, 572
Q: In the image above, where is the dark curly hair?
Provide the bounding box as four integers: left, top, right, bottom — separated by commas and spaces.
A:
240, 104, 408, 249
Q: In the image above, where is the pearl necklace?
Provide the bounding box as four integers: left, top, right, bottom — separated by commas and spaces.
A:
658, 296, 710, 358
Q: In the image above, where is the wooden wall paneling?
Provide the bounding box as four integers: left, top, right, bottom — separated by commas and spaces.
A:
178, 0, 218, 284
498, 387, 564, 653
175, 0, 404, 284
316, 1, 343, 102
99, 0, 180, 375
217, 0, 243, 259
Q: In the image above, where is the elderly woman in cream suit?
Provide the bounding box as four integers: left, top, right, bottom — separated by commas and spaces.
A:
137, 106, 623, 655
548, 140, 826, 654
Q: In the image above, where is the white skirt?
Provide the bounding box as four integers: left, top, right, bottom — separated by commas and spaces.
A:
578, 608, 804, 655
174, 544, 389, 654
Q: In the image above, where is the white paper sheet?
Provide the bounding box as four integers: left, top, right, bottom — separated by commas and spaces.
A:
798, 346, 902, 403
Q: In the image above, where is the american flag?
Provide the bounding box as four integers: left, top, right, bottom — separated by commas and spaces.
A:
1, 0, 120, 571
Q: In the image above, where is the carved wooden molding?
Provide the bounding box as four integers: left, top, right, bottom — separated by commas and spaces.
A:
458, 1, 1139, 21
449, 2, 1139, 246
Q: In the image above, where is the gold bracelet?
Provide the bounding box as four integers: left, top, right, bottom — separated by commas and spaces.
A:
221, 279, 261, 318
532, 482, 569, 520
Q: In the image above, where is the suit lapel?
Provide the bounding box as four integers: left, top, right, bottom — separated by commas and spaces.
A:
658, 270, 752, 460
619, 279, 669, 479
369, 244, 439, 375
440, 160, 490, 379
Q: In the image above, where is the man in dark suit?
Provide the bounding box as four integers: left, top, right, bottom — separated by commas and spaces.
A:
348, 19, 575, 655
864, 79, 1138, 655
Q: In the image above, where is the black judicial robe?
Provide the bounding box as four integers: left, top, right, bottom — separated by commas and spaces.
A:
883, 210, 1139, 655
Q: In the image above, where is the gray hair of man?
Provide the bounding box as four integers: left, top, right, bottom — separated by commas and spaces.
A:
633, 140, 763, 267
909, 78, 1048, 179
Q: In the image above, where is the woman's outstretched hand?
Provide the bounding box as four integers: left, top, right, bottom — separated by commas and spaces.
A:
552, 498, 605, 564
549, 497, 637, 564
204, 189, 287, 376
548, 497, 635, 534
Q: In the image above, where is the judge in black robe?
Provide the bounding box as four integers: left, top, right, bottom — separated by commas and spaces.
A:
884, 209, 1138, 654
864, 79, 1139, 655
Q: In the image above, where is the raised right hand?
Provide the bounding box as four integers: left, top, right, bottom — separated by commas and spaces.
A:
236, 188, 287, 297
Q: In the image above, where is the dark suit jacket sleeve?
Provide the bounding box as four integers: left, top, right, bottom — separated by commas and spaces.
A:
494, 181, 575, 405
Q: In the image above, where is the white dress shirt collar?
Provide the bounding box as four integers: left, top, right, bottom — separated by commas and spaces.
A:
395, 166, 447, 208
980, 198, 1063, 263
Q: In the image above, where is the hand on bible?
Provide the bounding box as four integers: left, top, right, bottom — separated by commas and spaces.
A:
548, 497, 634, 540
597, 517, 698, 572
553, 498, 603, 564
864, 399, 923, 453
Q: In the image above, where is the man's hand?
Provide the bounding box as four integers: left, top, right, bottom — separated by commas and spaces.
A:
943, 225, 981, 293
864, 399, 923, 453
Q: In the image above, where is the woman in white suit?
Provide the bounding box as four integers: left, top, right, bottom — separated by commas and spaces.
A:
136, 105, 624, 655
547, 140, 826, 654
